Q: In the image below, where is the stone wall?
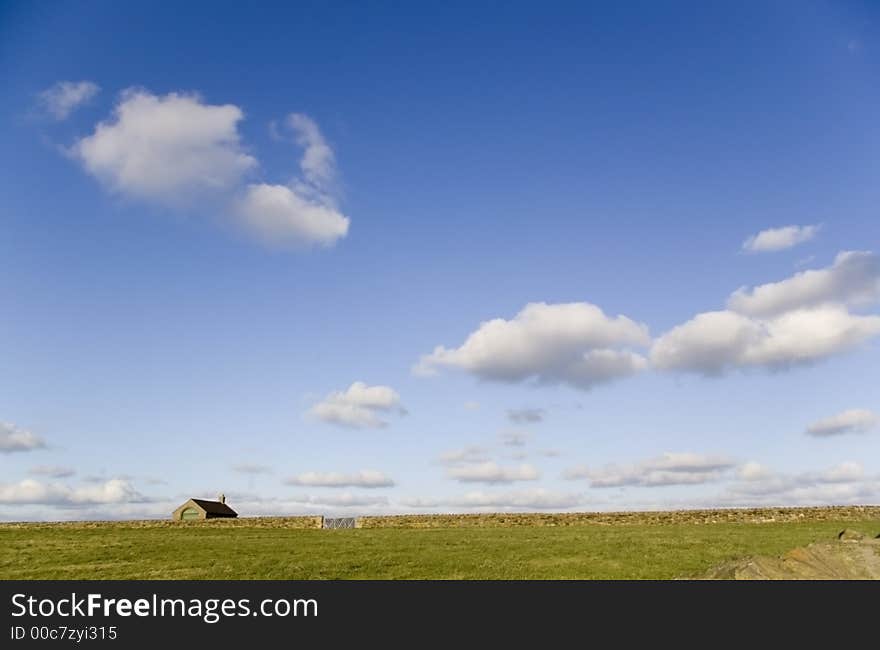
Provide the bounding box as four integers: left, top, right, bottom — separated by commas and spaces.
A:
356, 505, 880, 529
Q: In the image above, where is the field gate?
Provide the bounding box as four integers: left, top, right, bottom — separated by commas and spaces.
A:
322, 517, 357, 529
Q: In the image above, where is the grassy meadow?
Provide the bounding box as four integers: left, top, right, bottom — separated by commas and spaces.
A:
2, 510, 878, 579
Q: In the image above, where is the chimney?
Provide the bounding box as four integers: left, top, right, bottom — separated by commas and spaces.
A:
218, 493, 225, 505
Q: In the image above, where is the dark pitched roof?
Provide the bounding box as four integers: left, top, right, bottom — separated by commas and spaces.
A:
191, 498, 238, 516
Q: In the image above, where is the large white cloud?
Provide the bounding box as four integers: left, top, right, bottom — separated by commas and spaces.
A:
564, 452, 736, 488
416, 302, 650, 390
0, 422, 46, 453
742, 224, 820, 253
73, 90, 257, 203
652, 252, 880, 374
310, 382, 405, 428
0, 479, 143, 505
805, 409, 879, 437
727, 251, 880, 317
285, 470, 395, 488
447, 461, 539, 484
40, 80, 100, 120
651, 306, 880, 374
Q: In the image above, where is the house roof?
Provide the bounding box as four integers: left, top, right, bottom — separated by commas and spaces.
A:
190, 498, 238, 516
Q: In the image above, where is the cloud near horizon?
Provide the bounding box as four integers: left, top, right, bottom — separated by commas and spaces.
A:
564, 452, 737, 488
284, 470, 395, 488
446, 461, 540, 484
0, 479, 144, 506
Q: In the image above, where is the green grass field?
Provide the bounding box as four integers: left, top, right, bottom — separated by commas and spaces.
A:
2, 517, 878, 579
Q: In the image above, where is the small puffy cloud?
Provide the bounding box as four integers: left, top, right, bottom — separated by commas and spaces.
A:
727, 251, 880, 318
437, 446, 491, 465
506, 408, 545, 424
463, 401, 481, 411
39, 80, 100, 120
447, 461, 539, 484
309, 382, 405, 428
236, 183, 349, 247
231, 463, 273, 475
565, 452, 736, 488
73, 90, 256, 204
415, 302, 650, 390
0, 422, 46, 453
806, 409, 878, 437
652, 252, 880, 375
742, 224, 820, 253
284, 470, 395, 488
29, 465, 76, 479
0, 479, 143, 505
737, 461, 773, 482
499, 431, 530, 447
287, 113, 336, 189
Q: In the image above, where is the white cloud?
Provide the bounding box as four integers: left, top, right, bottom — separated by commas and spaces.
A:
718, 461, 879, 506
39, 80, 100, 120
310, 381, 404, 428
284, 493, 389, 507
286, 113, 336, 189
0, 422, 46, 453
70, 92, 349, 249
73, 90, 256, 204
463, 401, 481, 411
0, 479, 143, 505
29, 465, 76, 479
447, 461, 539, 484
506, 408, 545, 423
737, 461, 773, 482
652, 252, 880, 375
437, 446, 491, 465
651, 305, 880, 374
806, 409, 879, 437
727, 251, 880, 317
742, 224, 820, 253
284, 470, 395, 488
236, 183, 349, 247
564, 452, 736, 488
415, 302, 650, 390
236, 112, 348, 247
231, 463, 273, 475
401, 489, 584, 511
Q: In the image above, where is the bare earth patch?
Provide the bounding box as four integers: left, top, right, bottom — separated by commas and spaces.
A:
704, 529, 880, 579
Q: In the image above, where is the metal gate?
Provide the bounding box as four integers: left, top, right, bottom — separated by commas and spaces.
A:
322, 517, 356, 529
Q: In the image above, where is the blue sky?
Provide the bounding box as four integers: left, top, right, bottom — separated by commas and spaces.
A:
1, 1, 878, 520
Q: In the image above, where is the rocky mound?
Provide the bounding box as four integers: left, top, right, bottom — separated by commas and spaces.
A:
704, 529, 880, 580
